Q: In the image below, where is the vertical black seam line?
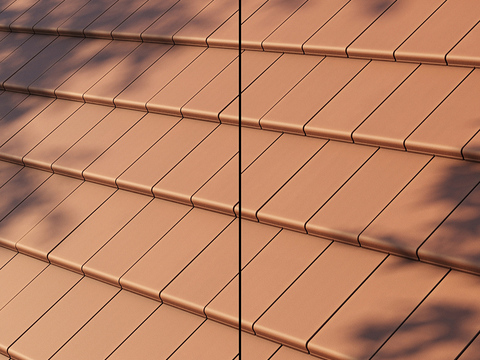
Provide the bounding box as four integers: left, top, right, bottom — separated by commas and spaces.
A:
251, 241, 334, 336
445, 21, 480, 66
304, 146, 380, 235
206, 10, 239, 47
369, 269, 451, 360
461, 128, 480, 161
254, 138, 329, 222
403, 67, 475, 152
139, 0, 182, 43
302, 59, 371, 136
392, 0, 448, 62
171, 0, 215, 45
455, 330, 480, 360
81, 0, 120, 37
242, 0, 269, 25
305, 254, 390, 354
267, 344, 282, 360
240, 132, 282, 175
357, 154, 435, 249
165, 318, 208, 360
416, 180, 480, 261
300, 0, 353, 55
238, 0, 242, 356
350, 63, 421, 144
345, 0, 398, 58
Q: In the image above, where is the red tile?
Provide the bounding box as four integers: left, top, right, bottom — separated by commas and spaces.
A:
257, 141, 375, 232
308, 256, 447, 360
303, 0, 396, 56
260, 56, 368, 135
0, 264, 81, 356
239, 133, 325, 221
0, 161, 22, 188
219, 53, 321, 127
447, 22, 480, 67
49, 290, 158, 360
83, 113, 178, 187
395, 0, 480, 64
120, 208, 233, 300
254, 242, 386, 352
372, 270, 480, 360
0, 91, 29, 120
48, 189, 151, 273
457, 335, 480, 360
304, 60, 417, 142
306, 149, 431, 244
52, 108, 141, 179
348, 0, 445, 60
9, 0, 63, 32
0, 0, 39, 31
116, 118, 216, 196
205, 230, 330, 332
0, 32, 31, 63
353, 65, 471, 150
33, 0, 91, 34
9, 277, 118, 360
463, 131, 480, 162
405, 70, 480, 159
361, 157, 480, 258
270, 346, 317, 360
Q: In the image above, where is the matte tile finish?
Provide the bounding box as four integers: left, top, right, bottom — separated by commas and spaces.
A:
33, 0, 91, 34
270, 346, 317, 360
0, 91, 29, 120
0, 0, 39, 31
0, 247, 15, 269
9, 0, 63, 32
240, 332, 281, 360
447, 22, 480, 67
0, 161, 23, 188
0, 32, 31, 64
457, 335, 480, 360
463, 132, 480, 162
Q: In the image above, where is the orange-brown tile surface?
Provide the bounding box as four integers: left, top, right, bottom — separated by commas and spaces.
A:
306, 149, 431, 244
0, 161, 22, 188
395, 0, 480, 64
0, 264, 81, 356
0, 91, 28, 120
0, 0, 16, 14
270, 346, 318, 360
205, 230, 330, 332
372, 270, 480, 360
0, 32, 31, 64
254, 242, 386, 352
447, 22, 480, 67
405, 70, 480, 159
457, 335, 480, 360
240, 331, 281, 359
361, 157, 480, 259
0, 247, 17, 268
8, 276, 118, 360
82, 198, 190, 286
463, 131, 480, 162
304, 60, 417, 141
308, 256, 447, 360
120, 208, 232, 300
0, 0, 39, 31
9, 0, 63, 32
33, 0, 91, 34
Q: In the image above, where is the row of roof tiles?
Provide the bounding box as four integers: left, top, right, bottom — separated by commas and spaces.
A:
0, 0, 479, 66
1, 164, 480, 360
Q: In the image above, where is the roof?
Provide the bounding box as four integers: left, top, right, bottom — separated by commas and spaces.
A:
0, 0, 479, 359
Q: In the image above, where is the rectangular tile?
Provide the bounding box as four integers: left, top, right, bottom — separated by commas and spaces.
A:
0, 91, 29, 121
0, 0, 39, 31
9, 0, 63, 32
33, 0, 91, 34
270, 346, 317, 360
457, 333, 480, 360
0, 161, 22, 188
0, 32, 32, 64
447, 22, 480, 67
240, 332, 281, 360
463, 131, 480, 162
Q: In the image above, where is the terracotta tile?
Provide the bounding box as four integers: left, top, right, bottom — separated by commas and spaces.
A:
308, 256, 447, 360
116, 118, 216, 196
0, 174, 81, 250
354, 65, 471, 150
33, 0, 91, 34
4, 36, 82, 92
270, 346, 317, 360
303, 0, 396, 56
9, 276, 118, 360
262, 0, 349, 53
141, 0, 213, 43
205, 230, 330, 332
111, 0, 178, 41
304, 60, 417, 142
372, 270, 480, 360
182, 50, 281, 122
241, 332, 281, 360
0, 0, 16, 14
161, 219, 279, 315
0, 167, 51, 221
0, 161, 22, 188
83, 113, 178, 187
83, 0, 148, 39
0, 264, 81, 356
258, 141, 375, 232
83, 198, 190, 287
29, 38, 110, 97
173, 0, 237, 46
168, 320, 238, 360
120, 207, 232, 300
48, 190, 151, 273
114, 45, 205, 111
153, 124, 237, 205
260, 56, 369, 135
0, 247, 15, 269
0, 32, 31, 64
447, 22, 480, 67
0, 0, 39, 31
306, 149, 431, 244
147, 48, 237, 115
348, 0, 445, 60
361, 157, 480, 259
55, 40, 139, 102
0, 91, 29, 120
219, 53, 321, 127
10, 0, 63, 32
23, 103, 112, 171
239, 133, 324, 221
0, 253, 47, 310
405, 70, 480, 159
254, 242, 386, 352
0, 100, 82, 164
52, 108, 141, 179
57, 0, 118, 36
395, 0, 480, 64
84, 43, 171, 106
457, 334, 480, 360
50, 290, 158, 360
463, 131, 480, 162
108, 304, 204, 359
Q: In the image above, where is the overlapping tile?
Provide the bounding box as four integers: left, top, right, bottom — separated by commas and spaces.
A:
0, 161, 22, 188
33, 0, 91, 35
9, 0, 63, 33
0, 0, 39, 31
447, 22, 480, 67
